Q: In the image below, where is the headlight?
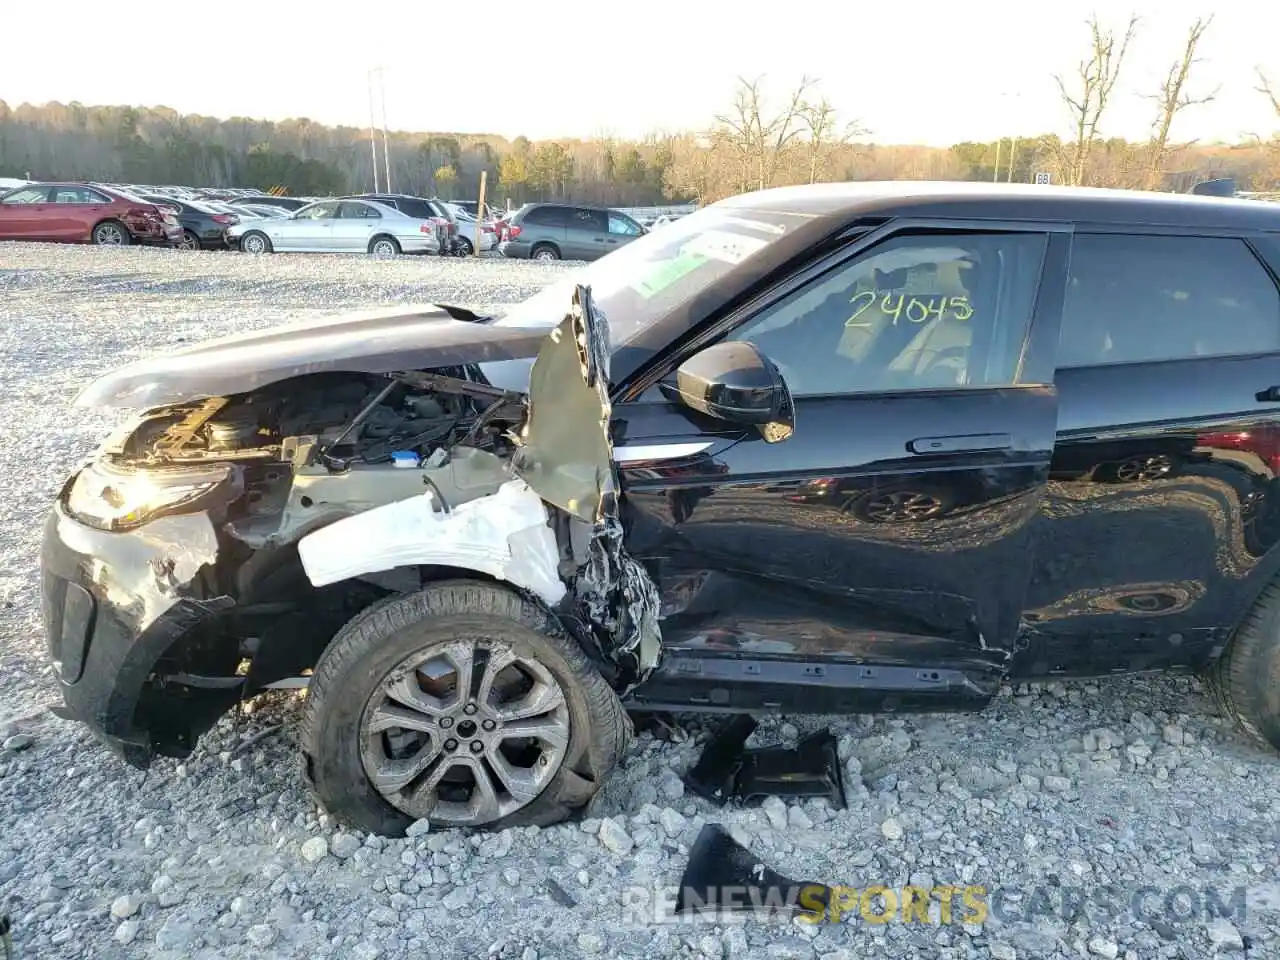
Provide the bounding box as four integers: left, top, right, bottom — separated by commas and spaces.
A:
66, 460, 236, 531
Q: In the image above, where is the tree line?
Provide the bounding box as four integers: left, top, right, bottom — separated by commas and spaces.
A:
2, 13, 1279, 205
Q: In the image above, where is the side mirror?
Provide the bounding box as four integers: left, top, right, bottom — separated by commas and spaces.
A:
662, 341, 794, 442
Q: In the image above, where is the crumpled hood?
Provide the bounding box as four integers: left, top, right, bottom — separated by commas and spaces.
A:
75, 304, 550, 409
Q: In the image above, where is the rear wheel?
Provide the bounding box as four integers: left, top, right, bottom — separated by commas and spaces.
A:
531, 243, 560, 262
240, 231, 271, 254
845, 484, 956, 523
456, 236, 474, 256
179, 230, 201, 251
302, 581, 630, 835
370, 235, 401, 257
92, 220, 130, 246
1210, 581, 1280, 753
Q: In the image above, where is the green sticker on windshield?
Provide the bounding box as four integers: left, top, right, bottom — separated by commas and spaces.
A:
630, 251, 708, 299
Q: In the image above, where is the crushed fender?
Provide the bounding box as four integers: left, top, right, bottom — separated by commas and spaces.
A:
674, 823, 831, 920
514, 285, 662, 691
683, 716, 847, 809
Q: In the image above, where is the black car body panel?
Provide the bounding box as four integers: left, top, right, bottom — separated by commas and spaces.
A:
41, 180, 1280, 767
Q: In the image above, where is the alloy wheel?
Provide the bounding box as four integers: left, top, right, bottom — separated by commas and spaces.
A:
93, 223, 125, 245
372, 239, 398, 257
861, 490, 945, 523
1114, 455, 1173, 483
242, 234, 266, 254
358, 639, 570, 826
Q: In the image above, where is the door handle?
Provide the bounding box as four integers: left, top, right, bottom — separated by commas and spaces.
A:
908, 433, 1012, 454
1257, 386, 1280, 402
593, 237, 606, 243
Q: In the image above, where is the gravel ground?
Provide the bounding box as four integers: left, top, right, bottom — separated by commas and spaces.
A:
1, 243, 1278, 959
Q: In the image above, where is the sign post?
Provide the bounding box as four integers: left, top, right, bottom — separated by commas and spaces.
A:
475, 170, 488, 257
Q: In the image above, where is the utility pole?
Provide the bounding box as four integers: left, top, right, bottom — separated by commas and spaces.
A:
377, 66, 392, 194
993, 138, 1002, 182
367, 69, 380, 193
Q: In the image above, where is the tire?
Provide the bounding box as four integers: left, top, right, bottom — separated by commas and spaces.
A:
531, 243, 560, 262
456, 237, 474, 256
179, 230, 201, 251
1210, 580, 1280, 752
92, 220, 131, 246
369, 235, 401, 257
240, 231, 272, 254
845, 484, 957, 523
301, 580, 630, 835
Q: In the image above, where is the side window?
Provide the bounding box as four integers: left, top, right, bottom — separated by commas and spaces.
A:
727, 232, 1048, 396
296, 202, 339, 220
525, 206, 567, 227
571, 208, 607, 232
1, 187, 50, 204
608, 214, 641, 236
339, 202, 381, 219
1059, 234, 1280, 367
52, 187, 108, 203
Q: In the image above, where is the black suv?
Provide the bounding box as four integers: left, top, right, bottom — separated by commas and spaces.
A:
41, 182, 1280, 835
499, 202, 645, 261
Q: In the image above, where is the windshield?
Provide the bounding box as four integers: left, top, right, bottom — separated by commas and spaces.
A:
492, 204, 812, 347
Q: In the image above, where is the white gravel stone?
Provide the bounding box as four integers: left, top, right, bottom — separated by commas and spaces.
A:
1206, 918, 1244, 949
110, 893, 143, 920
3, 734, 33, 752
114, 920, 140, 945
300, 836, 329, 862
989, 943, 1017, 960
880, 817, 905, 841
598, 818, 633, 855
330, 833, 361, 859
405, 818, 431, 838
246, 924, 277, 948
762, 795, 789, 830
659, 807, 687, 837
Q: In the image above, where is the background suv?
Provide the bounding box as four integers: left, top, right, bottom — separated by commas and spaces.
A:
498, 202, 645, 261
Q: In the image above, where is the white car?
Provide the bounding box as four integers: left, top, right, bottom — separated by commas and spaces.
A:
445, 204, 498, 253
228, 199, 443, 255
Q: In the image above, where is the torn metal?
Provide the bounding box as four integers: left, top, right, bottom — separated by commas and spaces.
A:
683, 716, 847, 809
675, 823, 831, 920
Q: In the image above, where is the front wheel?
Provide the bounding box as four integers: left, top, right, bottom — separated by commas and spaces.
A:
301, 581, 630, 835
1210, 581, 1280, 753
239, 231, 272, 254
92, 221, 130, 246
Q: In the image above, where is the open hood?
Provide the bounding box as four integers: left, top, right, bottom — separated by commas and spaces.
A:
75, 304, 550, 409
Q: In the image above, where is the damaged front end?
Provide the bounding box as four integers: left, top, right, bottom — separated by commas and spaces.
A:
44, 289, 662, 768
297, 285, 663, 691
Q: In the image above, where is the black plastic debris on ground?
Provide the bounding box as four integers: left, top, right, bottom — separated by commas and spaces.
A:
682, 715, 846, 809
674, 823, 832, 920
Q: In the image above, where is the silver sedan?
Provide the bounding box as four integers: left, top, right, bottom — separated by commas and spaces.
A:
228, 199, 444, 256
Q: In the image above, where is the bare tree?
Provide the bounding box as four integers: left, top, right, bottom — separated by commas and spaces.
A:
800, 97, 867, 183
1143, 16, 1217, 190
1260, 69, 1280, 118
1055, 13, 1139, 185
713, 75, 815, 192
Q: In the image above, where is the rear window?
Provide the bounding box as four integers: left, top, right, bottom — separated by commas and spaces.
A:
521, 205, 569, 227
1059, 234, 1280, 367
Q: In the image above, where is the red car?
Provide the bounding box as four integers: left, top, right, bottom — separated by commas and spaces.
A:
0, 182, 183, 246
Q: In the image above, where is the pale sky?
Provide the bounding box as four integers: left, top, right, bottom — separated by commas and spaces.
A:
2, 0, 1277, 146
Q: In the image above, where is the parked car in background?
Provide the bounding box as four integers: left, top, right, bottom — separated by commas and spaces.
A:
230, 202, 291, 219
446, 203, 498, 254
240, 195, 310, 212
139, 195, 239, 250
0, 182, 182, 246
498, 202, 646, 261
227, 198, 442, 255
0, 176, 31, 192
346, 194, 459, 253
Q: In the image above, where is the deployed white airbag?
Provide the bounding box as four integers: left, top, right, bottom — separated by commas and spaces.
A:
297, 478, 566, 605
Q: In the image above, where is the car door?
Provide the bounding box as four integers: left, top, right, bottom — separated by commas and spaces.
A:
1022, 229, 1280, 675
0, 186, 52, 239
605, 212, 644, 254
565, 207, 608, 260
49, 185, 112, 241
333, 201, 384, 251
282, 201, 340, 251
612, 222, 1069, 705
